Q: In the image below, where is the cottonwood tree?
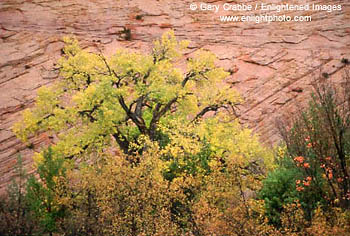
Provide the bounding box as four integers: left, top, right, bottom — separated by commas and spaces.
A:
13, 31, 242, 161
12, 31, 274, 235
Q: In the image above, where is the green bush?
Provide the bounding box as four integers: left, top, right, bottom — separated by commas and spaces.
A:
259, 154, 325, 227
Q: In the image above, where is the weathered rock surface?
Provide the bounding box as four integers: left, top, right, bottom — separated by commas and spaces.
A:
1, 0, 350, 191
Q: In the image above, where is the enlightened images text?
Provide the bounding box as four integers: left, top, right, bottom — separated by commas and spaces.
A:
199, 3, 342, 13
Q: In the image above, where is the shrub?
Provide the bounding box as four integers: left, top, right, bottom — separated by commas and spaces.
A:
259, 148, 325, 227
277, 69, 350, 209
260, 68, 350, 233
26, 147, 67, 236
0, 156, 37, 235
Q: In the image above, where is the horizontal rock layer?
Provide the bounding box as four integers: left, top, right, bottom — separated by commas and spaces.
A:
0, 0, 350, 191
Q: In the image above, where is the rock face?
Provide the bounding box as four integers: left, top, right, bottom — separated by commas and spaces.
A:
0, 0, 350, 191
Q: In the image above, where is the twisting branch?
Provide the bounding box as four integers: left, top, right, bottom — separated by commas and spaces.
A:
98, 53, 124, 87
135, 95, 146, 118
182, 71, 195, 87
191, 105, 220, 123
182, 68, 211, 87
191, 101, 240, 123
118, 96, 147, 134
78, 103, 102, 122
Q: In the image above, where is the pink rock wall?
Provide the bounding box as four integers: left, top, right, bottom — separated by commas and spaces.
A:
1, 0, 350, 191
